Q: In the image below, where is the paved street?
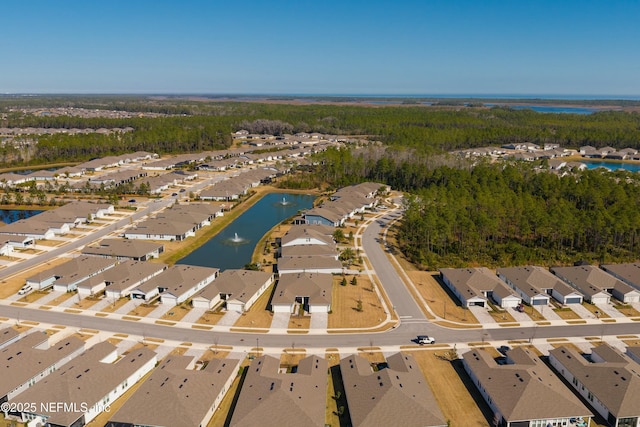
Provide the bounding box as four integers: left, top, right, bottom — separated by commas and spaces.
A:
360, 208, 425, 320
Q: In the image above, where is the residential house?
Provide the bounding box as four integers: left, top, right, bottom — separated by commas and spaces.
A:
271, 272, 332, 313
439, 267, 522, 308
0, 219, 58, 240
124, 218, 198, 241
601, 263, 640, 292
95, 261, 167, 300
106, 355, 239, 427
81, 239, 164, 261
192, 269, 274, 312
0, 327, 21, 350
279, 224, 335, 247
462, 347, 593, 427
549, 344, 640, 427
339, 353, 446, 427
497, 266, 583, 305
129, 264, 219, 304
551, 265, 639, 304
11, 341, 156, 427
229, 355, 327, 427
26, 256, 116, 291
0, 333, 84, 404
277, 255, 342, 275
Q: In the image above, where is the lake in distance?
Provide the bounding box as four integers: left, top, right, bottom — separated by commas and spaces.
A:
177, 192, 315, 271
581, 161, 640, 173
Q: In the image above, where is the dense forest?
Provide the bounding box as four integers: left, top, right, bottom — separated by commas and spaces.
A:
2, 97, 640, 165
309, 147, 640, 268
397, 164, 640, 268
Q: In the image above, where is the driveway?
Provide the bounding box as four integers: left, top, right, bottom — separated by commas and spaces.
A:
180, 307, 208, 324
509, 307, 534, 323
270, 312, 290, 330
568, 303, 595, 319
594, 302, 625, 318
533, 304, 563, 321
309, 312, 328, 330
468, 306, 496, 324
217, 310, 243, 327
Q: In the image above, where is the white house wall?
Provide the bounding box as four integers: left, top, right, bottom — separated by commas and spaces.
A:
27, 276, 56, 290
308, 304, 330, 314
548, 355, 611, 424
7, 345, 85, 401
77, 282, 106, 298
495, 294, 521, 308
83, 355, 157, 425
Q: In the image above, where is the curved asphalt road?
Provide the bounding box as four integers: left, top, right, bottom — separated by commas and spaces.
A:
361, 208, 425, 320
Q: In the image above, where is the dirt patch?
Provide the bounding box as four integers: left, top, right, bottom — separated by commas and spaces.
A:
127, 303, 159, 317
614, 304, 640, 317
99, 297, 130, 313
553, 307, 582, 320
288, 314, 310, 330
195, 310, 225, 325
406, 270, 478, 323
160, 303, 191, 321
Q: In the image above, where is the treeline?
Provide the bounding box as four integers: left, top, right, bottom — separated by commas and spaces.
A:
2, 101, 640, 162
309, 147, 640, 268
396, 163, 640, 268
3, 116, 234, 165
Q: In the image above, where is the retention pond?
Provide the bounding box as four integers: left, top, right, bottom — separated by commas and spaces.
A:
177, 192, 315, 271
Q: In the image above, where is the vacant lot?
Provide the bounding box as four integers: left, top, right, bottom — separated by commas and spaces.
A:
408, 350, 491, 427
328, 274, 387, 329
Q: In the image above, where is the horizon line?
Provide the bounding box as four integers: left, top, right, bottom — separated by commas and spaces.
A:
2, 92, 640, 99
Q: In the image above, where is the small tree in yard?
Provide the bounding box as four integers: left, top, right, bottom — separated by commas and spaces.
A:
351, 276, 358, 286
356, 299, 363, 312
340, 277, 347, 287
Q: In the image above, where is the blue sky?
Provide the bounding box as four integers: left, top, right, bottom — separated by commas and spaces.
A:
1, 0, 639, 95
